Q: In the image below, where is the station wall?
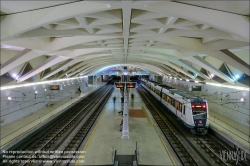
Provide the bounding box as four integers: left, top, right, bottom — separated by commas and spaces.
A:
0, 77, 88, 126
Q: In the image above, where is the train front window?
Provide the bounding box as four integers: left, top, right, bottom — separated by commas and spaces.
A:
193, 113, 207, 119
191, 103, 207, 115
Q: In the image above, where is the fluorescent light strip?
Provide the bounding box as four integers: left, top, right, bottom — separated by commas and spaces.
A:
1, 76, 88, 90
206, 82, 249, 91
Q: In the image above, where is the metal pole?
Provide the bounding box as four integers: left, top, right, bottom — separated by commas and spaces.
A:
122, 85, 129, 139
111, 145, 114, 162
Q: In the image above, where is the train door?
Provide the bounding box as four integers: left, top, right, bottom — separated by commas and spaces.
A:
175, 100, 179, 116
160, 87, 163, 103
181, 104, 185, 122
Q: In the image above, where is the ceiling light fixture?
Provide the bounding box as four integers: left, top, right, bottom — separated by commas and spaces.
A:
12, 73, 17, 78
1, 76, 88, 90
206, 82, 249, 91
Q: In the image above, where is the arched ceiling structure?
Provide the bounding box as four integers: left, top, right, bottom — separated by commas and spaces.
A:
1, 1, 249, 87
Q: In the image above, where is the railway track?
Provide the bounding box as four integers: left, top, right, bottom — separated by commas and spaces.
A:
137, 85, 249, 166
2, 84, 114, 166
193, 135, 249, 166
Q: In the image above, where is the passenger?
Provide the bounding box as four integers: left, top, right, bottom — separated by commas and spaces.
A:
118, 110, 123, 115
113, 96, 116, 104
120, 119, 123, 131
78, 86, 81, 93
131, 93, 134, 100
121, 96, 124, 106
120, 88, 124, 95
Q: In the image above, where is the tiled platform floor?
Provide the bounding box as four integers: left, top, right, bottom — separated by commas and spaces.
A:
78, 88, 176, 165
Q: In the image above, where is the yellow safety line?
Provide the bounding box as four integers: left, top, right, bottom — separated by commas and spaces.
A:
142, 106, 176, 166
76, 109, 106, 165
142, 106, 152, 124
154, 126, 176, 166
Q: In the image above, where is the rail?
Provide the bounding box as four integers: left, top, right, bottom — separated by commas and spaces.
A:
137, 85, 201, 165
208, 115, 249, 144
113, 150, 118, 166
0, 97, 74, 147
134, 142, 139, 166
0, 84, 105, 148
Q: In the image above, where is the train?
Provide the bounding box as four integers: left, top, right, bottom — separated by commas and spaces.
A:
141, 78, 209, 135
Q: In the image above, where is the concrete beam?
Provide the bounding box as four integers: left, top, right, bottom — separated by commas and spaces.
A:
41, 59, 78, 80
1, 1, 111, 41
122, 1, 132, 61
187, 56, 235, 84
177, 59, 210, 80
0, 49, 45, 76
145, 1, 249, 40
17, 56, 67, 83
220, 49, 250, 75
75, 16, 94, 34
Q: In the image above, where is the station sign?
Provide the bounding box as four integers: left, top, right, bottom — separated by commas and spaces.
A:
192, 85, 202, 91
114, 82, 136, 88
50, 84, 62, 90
115, 83, 125, 88
126, 83, 136, 88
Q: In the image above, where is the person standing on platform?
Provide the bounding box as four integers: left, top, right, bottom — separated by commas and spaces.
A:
113, 96, 116, 104
118, 92, 124, 115
78, 86, 81, 93
120, 119, 123, 131
121, 96, 124, 106
120, 88, 124, 96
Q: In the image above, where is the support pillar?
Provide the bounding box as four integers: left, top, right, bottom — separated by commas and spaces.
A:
122, 88, 129, 139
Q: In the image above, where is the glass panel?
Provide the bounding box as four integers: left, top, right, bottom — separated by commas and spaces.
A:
179, 103, 182, 112
193, 113, 207, 119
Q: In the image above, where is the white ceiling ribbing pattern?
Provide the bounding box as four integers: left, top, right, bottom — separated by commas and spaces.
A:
0, 1, 249, 86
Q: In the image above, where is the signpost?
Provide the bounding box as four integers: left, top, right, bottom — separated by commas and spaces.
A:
114, 82, 136, 89
115, 82, 125, 88
192, 85, 202, 91
114, 82, 137, 140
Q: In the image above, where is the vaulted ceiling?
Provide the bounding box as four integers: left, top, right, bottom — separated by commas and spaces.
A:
1, 1, 249, 87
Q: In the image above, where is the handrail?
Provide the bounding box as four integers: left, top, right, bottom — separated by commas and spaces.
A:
208, 115, 249, 143
0, 85, 104, 147
1, 88, 77, 114
0, 97, 75, 146
135, 141, 139, 165
113, 150, 117, 166
111, 145, 115, 162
